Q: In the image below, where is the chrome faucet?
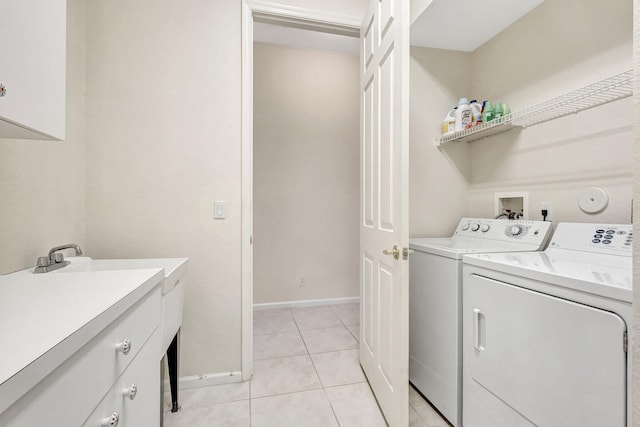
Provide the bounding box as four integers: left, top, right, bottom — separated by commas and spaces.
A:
48, 244, 83, 259
33, 244, 83, 274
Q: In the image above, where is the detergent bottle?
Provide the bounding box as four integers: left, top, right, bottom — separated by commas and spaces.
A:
454, 98, 472, 132
470, 100, 482, 126
441, 108, 457, 135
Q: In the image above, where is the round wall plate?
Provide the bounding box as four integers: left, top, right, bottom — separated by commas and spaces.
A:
578, 187, 609, 214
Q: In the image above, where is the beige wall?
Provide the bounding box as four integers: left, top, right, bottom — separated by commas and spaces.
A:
0, 0, 85, 274
467, 0, 633, 224
410, 47, 471, 237
253, 42, 359, 304
84, 0, 367, 379
85, 0, 242, 377
410, 0, 633, 238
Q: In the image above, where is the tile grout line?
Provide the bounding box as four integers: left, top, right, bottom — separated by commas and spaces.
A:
325, 304, 361, 426
329, 304, 360, 342
264, 305, 342, 425
251, 305, 369, 426
302, 305, 345, 426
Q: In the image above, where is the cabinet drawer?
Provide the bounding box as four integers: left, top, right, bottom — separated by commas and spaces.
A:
83, 328, 161, 427
0, 287, 161, 426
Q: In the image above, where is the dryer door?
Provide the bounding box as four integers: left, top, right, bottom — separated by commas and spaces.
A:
463, 274, 626, 427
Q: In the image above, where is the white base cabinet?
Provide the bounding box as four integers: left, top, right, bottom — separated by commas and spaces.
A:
0, 287, 161, 426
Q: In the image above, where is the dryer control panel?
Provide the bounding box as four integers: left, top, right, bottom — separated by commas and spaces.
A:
454, 218, 552, 246
549, 223, 632, 255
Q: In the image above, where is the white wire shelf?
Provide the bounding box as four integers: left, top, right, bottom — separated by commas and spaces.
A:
435, 70, 633, 146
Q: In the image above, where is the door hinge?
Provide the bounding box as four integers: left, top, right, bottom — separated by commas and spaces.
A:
624, 331, 628, 353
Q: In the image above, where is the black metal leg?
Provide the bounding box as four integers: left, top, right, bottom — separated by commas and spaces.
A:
167, 330, 180, 413
160, 358, 165, 425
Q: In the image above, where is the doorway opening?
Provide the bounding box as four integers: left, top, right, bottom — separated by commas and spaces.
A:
241, 2, 361, 380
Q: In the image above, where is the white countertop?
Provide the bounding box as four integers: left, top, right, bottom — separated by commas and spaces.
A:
0, 268, 164, 414
58, 257, 188, 295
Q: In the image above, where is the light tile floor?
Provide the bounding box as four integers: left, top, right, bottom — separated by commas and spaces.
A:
164, 304, 450, 427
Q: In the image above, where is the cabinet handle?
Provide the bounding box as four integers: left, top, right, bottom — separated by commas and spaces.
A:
116, 338, 132, 355
0, 82, 5, 97
123, 383, 138, 400
101, 412, 119, 427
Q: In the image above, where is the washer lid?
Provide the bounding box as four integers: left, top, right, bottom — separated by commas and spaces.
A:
409, 237, 547, 259
463, 249, 632, 303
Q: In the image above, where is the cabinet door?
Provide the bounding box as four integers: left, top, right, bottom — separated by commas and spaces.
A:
463, 274, 626, 426
0, 0, 66, 140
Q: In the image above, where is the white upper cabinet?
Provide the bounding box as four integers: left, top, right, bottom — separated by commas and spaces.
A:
0, 0, 66, 140
411, 0, 544, 51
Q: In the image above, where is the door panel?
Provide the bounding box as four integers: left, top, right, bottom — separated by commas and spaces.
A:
362, 253, 375, 356
363, 76, 375, 228
378, 263, 394, 386
360, 0, 409, 424
378, 45, 394, 231
379, 0, 394, 42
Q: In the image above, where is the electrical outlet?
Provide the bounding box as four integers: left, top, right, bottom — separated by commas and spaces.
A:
541, 201, 552, 222
299, 275, 306, 287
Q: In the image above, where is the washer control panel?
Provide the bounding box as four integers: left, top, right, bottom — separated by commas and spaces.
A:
591, 227, 632, 248
454, 218, 552, 245
549, 223, 632, 255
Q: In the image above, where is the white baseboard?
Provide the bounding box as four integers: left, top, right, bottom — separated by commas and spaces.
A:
170, 371, 244, 390
253, 296, 359, 311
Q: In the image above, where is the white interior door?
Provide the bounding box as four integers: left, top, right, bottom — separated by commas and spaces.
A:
359, 0, 409, 425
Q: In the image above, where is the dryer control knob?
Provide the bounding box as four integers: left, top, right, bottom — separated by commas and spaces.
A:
461, 223, 470, 231
510, 225, 523, 236
481, 224, 491, 232
471, 224, 480, 232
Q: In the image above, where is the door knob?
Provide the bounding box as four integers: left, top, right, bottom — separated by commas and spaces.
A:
403, 247, 414, 260
383, 245, 400, 260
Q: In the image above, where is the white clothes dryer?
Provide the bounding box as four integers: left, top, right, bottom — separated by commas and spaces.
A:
409, 218, 552, 427
462, 222, 632, 427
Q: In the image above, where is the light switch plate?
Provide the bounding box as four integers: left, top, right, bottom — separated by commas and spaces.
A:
214, 201, 226, 219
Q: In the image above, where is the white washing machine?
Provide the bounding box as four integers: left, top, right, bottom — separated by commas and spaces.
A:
462, 222, 632, 427
409, 218, 552, 427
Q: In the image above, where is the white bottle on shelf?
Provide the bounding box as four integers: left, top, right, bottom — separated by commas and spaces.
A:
441, 108, 456, 135
454, 98, 472, 131
470, 100, 483, 126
